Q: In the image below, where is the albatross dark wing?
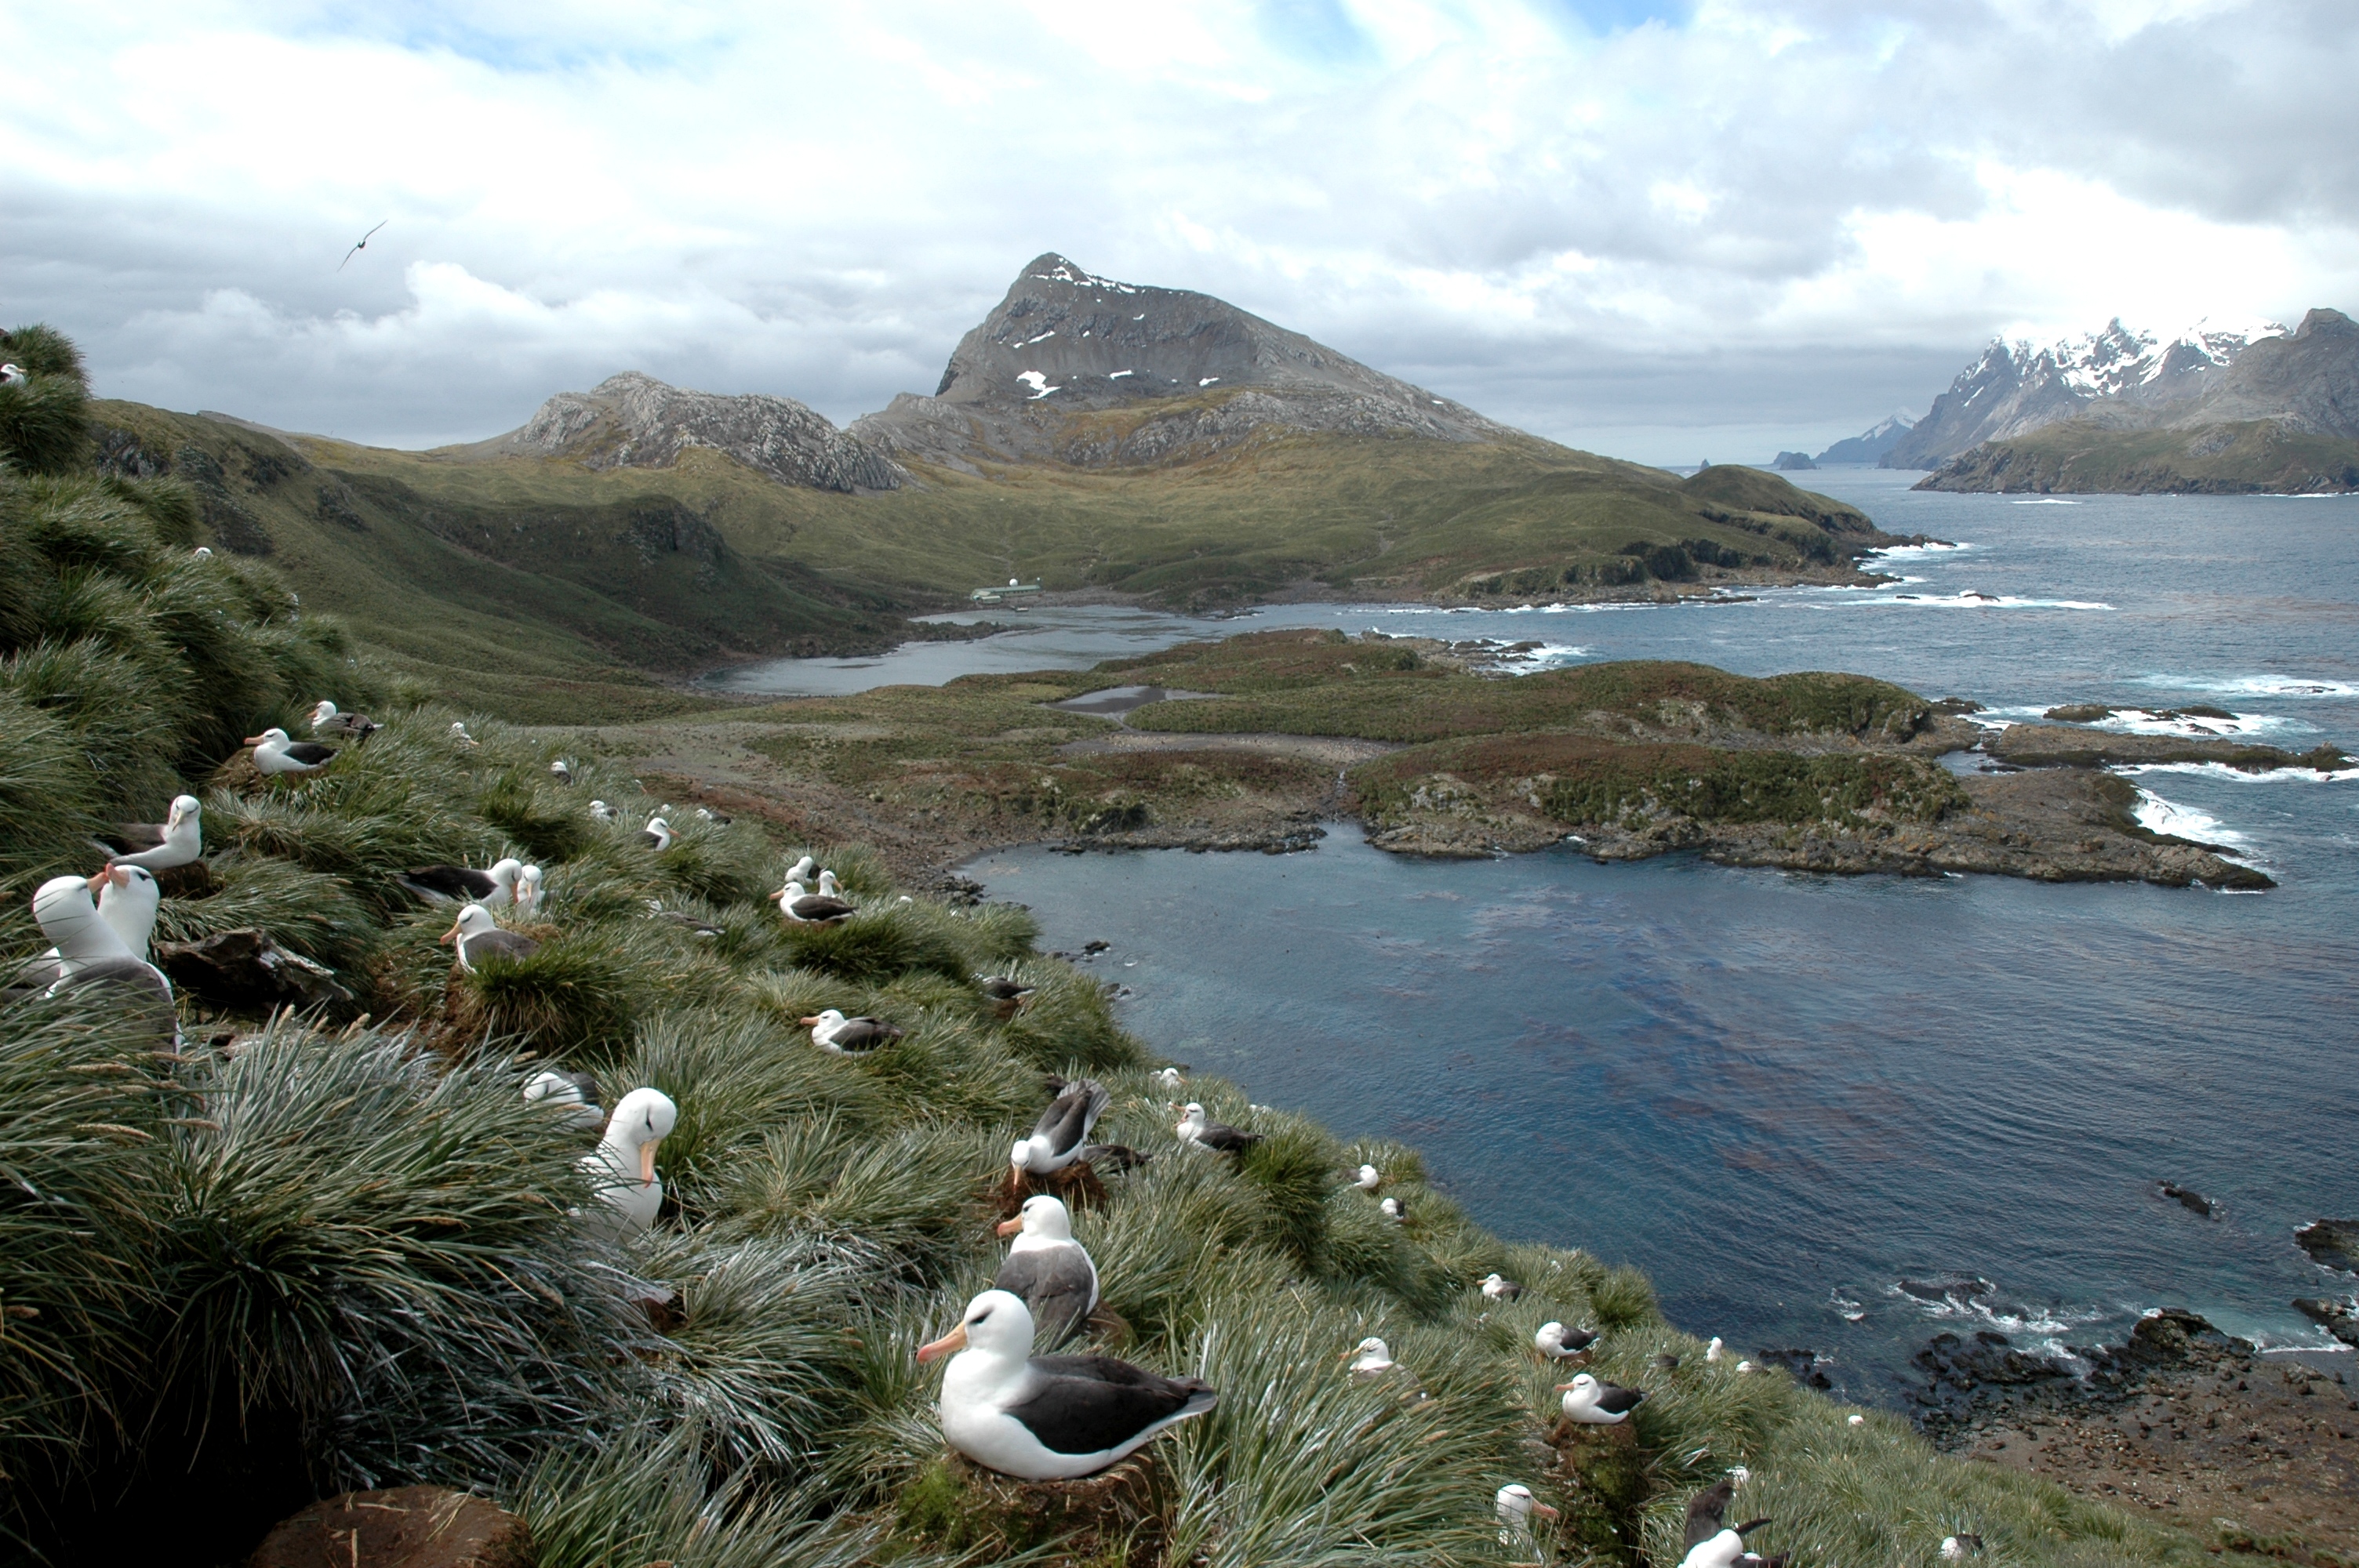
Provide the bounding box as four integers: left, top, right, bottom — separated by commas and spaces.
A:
787, 894, 856, 922
460, 930, 540, 965
96, 819, 167, 855
1593, 1382, 1647, 1416
1034, 1076, 1110, 1158
993, 1247, 1097, 1348
282, 741, 337, 766
830, 1017, 903, 1051
1005, 1356, 1216, 1456
402, 865, 496, 902
1195, 1119, 1262, 1153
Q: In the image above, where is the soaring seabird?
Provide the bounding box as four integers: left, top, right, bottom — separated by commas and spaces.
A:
525, 1068, 604, 1131
441, 904, 540, 971
1483, 1272, 1524, 1301
400, 858, 524, 906
97, 794, 202, 870
338, 219, 387, 270
993, 1194, 1100, 1348
798, 1009, 903, 1054
1535, 1321, 1601, 1359
918, 1290, 1216, 1480
245, 728, 337, 775
637, 816, 674, 851
308, 700, 380, 739
1496, 1484, 1560, 1551
514, 864, 545, 914
1556, 1371, 1646, 1424
1352, 1163, 1381, 1191
590, 799, 617, 822
578, 1087, 674, 1240
1176, 1102, 1261, 1154
1012, 1076, 1110, 1174
27, 874, 176, 1033
774, 880, 855, 924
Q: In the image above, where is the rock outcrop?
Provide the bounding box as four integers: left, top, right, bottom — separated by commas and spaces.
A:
851, 252, 1517, 471
490, 372, 903, 492
1814, 413, 1914, 464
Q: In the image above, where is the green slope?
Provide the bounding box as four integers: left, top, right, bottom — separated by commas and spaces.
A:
90, 396, 1897, 716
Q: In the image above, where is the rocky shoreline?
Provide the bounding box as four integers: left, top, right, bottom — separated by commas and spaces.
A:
1908, 1309, 2359, 1559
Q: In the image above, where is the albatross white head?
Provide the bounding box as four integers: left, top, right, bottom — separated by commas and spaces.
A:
579, 1086, 677, 1240
438, 902, 502, 958
918, 1287, 1036, 1370
1343, 1336, 1395, 1378
89, 864, 162, 956
996, 1193, 1076, 1247
514, 864, 544, 913
33, 874, 136, 971
1175, 1102, 1208, 1140
1496, 1483, 1560, 1544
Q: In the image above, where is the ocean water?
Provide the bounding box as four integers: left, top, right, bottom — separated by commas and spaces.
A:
746, 468, 2359, 1399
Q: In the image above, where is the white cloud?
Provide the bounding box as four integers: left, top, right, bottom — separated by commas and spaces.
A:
0, 0, 2352, 463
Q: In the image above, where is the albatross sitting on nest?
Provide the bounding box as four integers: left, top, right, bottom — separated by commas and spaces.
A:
798, 1008, 903, 1054
1012, 1076, 1110, 1175
1535, 1321, 1601, 1359
1496, 1484, 1561, 1552
1176, 1102, 1261, 1154
993, 1194, 1100, 1348
637, 815, 673, 851
579, 1087, 674, 1240
1557, 1370, 1646, 1425
401, 858, 524, 906
245, 728, 337, 775
440, 904, 540, 971
308, 700, 380, 739
96, 794, 202, 871
774, 879, 855, 924
918, 1290, 1216, 1480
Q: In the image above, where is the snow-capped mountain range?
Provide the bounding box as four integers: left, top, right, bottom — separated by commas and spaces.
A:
1880, 316, 2288, 468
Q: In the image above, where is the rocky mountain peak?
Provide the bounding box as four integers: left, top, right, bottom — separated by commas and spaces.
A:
489, 372, 903, 493
856, 252, 1511, 471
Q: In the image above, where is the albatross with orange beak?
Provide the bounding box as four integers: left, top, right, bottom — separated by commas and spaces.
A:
439, 902, 540, 971
579, 1087, 674, 1240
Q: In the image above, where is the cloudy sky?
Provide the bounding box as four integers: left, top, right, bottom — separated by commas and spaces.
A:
5, 0, 2353, 463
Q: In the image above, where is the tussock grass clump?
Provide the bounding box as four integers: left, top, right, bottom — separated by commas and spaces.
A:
777, 907, 972, 984
150, 852, 380, 975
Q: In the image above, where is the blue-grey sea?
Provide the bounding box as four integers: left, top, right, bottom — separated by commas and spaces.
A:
722, 469, 2359, 1400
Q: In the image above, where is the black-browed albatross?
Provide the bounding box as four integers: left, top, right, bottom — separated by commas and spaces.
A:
918, 1289, 1216, 1480
96, 794, 203, 870
992, 1194, 1100, 1348
245, 728, 337, 775
1012, 1076, 1109, 1174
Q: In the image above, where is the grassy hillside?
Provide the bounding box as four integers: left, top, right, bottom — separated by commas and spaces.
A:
85, 387, 1898, 720
1921, 417, 2359, 494
0, 431, 2246, 1568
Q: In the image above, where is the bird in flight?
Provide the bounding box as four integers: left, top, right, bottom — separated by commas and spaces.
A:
339, 220, 387, 270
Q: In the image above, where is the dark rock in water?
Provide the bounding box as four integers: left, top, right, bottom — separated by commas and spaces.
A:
2158, 703, 2237, 720
1910, 1327, 2080, 1424
2158, 1181, 2222, 1218
154, 928, 351, 1011
1898, 1276, 1996, 1305
2295, 1218, 2359, 1274
246, 1486, 527, 1568
1931, 697, 1985, 715
2043, 702, 2114, 722
1754, 1347, 1834, 1388
2291, 1297, 2359, 1348
2096, 1307, 2252, 1372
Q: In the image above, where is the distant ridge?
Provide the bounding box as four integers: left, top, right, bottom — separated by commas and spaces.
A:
1885, 317, 2286, 469
1918, 308, 2359, 495
850, 252, 1516, 471
1814, 413, 1914, 466
475, 371, 905, 493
